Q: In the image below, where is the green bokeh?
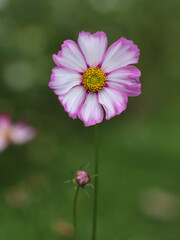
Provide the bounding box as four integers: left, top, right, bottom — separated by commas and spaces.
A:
0, 0, 180, 239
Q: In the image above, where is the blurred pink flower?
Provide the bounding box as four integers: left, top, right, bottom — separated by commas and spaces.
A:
0, 114, 36, 152
49, 31, 141, 126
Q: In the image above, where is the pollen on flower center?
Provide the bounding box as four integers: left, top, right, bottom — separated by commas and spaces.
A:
82, 67, 106, 92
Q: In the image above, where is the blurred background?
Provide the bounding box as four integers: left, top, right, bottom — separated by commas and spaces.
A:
0, 0, 180, 239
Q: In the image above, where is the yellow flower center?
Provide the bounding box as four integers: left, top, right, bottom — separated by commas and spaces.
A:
82, 67, 106, 92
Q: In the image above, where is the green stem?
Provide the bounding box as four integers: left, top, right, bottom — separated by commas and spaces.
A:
73, 185, 80, 240
92, 124, 99, 240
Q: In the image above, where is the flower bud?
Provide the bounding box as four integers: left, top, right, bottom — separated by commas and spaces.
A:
76, 171, 90, 186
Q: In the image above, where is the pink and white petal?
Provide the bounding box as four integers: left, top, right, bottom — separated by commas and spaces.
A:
107, 66, 141, 82
58, 86, 86, 119
10, 123, 36, 145
0, 136, 9, 152
98, 87, 128, 120
0, 114, 11, 128
107, 81, 141, 97
76, 176, 82, 180
101, 37, 140, 73
53, 40, 87, 73
107, 66, 141, 96
79, 179, 85, 185
49, 67, 83, 95
78, 31, 108, 68
78, 92, 104, 127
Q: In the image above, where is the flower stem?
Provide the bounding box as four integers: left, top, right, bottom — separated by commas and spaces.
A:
92, 124, 99, 240
73, 185, 80, 240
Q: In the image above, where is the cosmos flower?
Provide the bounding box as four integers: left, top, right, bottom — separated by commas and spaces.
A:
49, 31, 141, 126
76, 171, 90, 186
0, 114, 36, 152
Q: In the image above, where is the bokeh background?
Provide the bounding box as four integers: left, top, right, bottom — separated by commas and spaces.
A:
0, 0, 180, 239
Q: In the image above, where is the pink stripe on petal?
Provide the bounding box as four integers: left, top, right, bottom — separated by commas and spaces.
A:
107, 66, 141, 81
53, 40, 87, 73
107, 66, 141, 96
59, 86, 86, 119
10, 123, 36, 145
78, 92, 104, 127
49, 67, 82, 95
98, 87, 128, 120
78, 31, 108, 68
107, 81, 141, 97
101, 37, 140, 73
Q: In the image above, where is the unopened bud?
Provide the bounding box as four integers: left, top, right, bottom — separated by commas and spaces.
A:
76, 171, 90, 186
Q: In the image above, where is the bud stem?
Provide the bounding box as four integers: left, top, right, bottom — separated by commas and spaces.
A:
73, 185, 80, 240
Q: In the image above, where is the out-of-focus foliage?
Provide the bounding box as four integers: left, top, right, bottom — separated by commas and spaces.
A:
0, 0, 180, 239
